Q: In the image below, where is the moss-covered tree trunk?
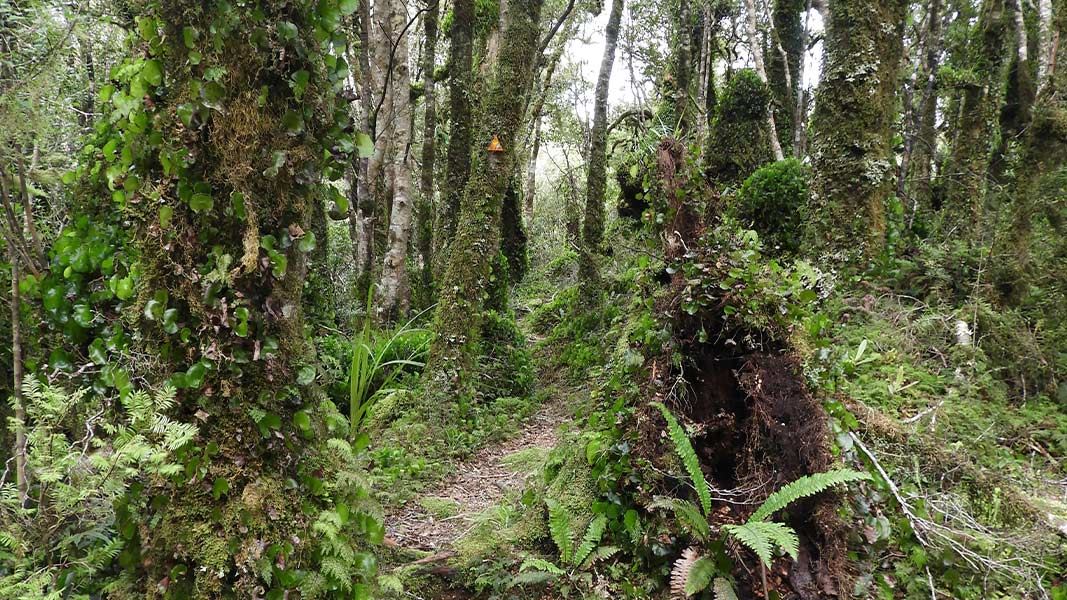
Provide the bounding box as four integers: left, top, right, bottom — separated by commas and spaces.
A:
767, 0, 803, 155
579, 0, 624, 291
1000, 0, 1067, 298
425, 0, 545, 395
434, 0, 475, 273
907, 0, 942, 221
743, 0, 785, 161
115, 2, 372, 595
805, 0, 906, 264
673, 0, 693, 133
941, 0, 1009, 237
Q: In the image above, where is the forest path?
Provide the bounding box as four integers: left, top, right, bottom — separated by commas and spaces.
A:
385, 332, 569, 553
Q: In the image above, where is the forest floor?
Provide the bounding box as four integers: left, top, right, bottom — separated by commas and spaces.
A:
385, 379, 568, 553
382, 320, 582, 563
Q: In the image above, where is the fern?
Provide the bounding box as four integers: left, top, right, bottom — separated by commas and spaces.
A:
669, 546, 702, 598
545, 499, 574, 563
572, 514, 607, 566
749, 469, 870, 522
653, 402, 712, 518
649, 496, 712, 540
519, 557, 565, 575
722, 521, 799, 567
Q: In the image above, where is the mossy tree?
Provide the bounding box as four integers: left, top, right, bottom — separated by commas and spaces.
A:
766, 0, 803, 155
426, 0, 546, 396
805, 0, 906, 264
434, 0, 475, 273
579, 0, 624, 292
705, 69, 776, 184
101, 1, 377, 594
1000, 0, 1067, 298
941, 0, 1010, 237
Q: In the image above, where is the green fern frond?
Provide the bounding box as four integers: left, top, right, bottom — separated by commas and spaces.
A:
722, 523, 774, 567
572, 514, 607, 566
545, 499, 574, 563
750, 468, 870, 522
712, 577, 739, 600
519, 557, 565, 575
652, 402, 712, 518
580, 545, 619, 569
648, 496, 712, 540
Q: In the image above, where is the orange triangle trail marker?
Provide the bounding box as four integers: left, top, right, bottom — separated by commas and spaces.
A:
487, 135, 504, 153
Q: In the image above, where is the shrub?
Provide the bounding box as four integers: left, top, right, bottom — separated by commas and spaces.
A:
706, 69, 775, 183
734, 158, 810, 254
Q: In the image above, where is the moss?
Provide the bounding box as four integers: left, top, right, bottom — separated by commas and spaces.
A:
767, 0, 804, 153
705, 69, 775, 183
426, 0, 546, 397
418, 496, 461, 519
733, 158, 810, 254
805, 0, 907, 264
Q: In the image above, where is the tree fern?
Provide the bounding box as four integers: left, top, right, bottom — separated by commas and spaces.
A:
750, 468, 870, 522
652, 402, 712, 517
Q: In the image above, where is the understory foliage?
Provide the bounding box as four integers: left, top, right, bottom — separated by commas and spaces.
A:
0, 381, 196, 598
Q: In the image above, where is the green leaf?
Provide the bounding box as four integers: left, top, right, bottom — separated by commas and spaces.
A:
339, 0, 359, 15
142, 60, 163, 87
713, 578, 739, 600
89, 338, 108, 365
115, 276, 135, 300
355, 132, 374, 158
278, 21, 298, 40
652, 402, 712, 518
189, 193, 214, 213
296, 365, 316, 386
290, 70, 310, 101
685, 557, 716, 596
293, 410, 312, 430
750, 469, 871, 522
159, 205, 174, 228
298, 232, 316, 253
182, 26, 199, 49
212, 478, 230, 500
282, 110, 305, 135
201, 81, 226, 108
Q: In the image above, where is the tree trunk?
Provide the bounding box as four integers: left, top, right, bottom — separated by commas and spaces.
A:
378, 0, 417, 322
674, 0, 693, 132
767, 0, 803, 157
525, 114, 542, 219
426, 0, 546, 395
416, 0, 441, 307
116, 3, 364, 593
580, 0, 625, 290
908, 0, 942, 223
806, 0, 907, 264
6, 230, 27, 506
1002, 0, 1067, 298
434, 0, 475, 273
941, 0, 1009, 238
744, 0, 785, 161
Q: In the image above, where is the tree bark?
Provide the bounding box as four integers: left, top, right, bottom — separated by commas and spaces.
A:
426, 0, 546, 395
674, 0, 693, 133
806, 0, 907, 264
941, 0, 1009, 238
378, 0, 417, 322
744, 0, 785, 161
434, 0, 475, 272
416, 0, 440, 307
580, 0, 625, 291
767, 0, 803, 157
908, 0, 942, 223
117, 3, 362, 592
